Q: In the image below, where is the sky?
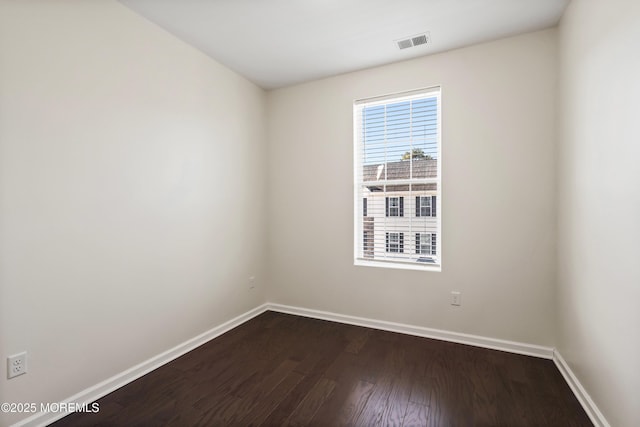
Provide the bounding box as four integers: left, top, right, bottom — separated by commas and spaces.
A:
361, 96, 438, 165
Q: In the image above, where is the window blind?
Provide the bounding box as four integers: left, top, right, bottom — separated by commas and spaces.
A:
354, 87, 441, 269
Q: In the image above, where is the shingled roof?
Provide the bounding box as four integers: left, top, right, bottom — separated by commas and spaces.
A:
362, 158, 437, 181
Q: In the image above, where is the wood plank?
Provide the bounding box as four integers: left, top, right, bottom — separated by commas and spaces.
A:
402, 401, 428, 427
282, 377, 337, 426
345, 327, 373, 354
239, 370, 305, 426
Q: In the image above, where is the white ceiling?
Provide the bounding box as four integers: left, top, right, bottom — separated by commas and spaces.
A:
119, 0, 569, 89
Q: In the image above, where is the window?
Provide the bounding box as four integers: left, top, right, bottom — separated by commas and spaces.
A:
354, 87, 441, 270
416, 233, 436, 255
386, 232, 404, 253
386, 196, 404, 217
416, 195, 436, 217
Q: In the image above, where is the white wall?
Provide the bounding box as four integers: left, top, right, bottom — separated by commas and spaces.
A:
557, 1, 640, 426
0, 1, 267, 424
267, 30, 558, 346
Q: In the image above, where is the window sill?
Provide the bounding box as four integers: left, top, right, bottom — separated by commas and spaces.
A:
354, 259, 441, 272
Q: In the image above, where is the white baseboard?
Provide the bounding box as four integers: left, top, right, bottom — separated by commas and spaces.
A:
266, 303, 554, 359
553, 350, 610, 427
12, 304, 269, 427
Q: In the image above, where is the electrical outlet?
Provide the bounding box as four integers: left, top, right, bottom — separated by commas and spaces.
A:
451, 291, 461, 306
7, 352, 27, 379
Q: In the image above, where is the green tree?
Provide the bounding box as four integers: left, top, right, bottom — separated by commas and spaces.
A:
401, 148, 432, 160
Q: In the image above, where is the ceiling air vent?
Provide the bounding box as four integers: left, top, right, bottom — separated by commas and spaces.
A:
397, 39, 413, 50
411, 34, 428, 46
396, 32, 431, 50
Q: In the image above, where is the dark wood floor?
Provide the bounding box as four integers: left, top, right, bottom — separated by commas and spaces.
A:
52, 311, 591, 426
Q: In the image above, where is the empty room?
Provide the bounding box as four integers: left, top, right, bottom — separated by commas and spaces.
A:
1, 0, 638, 426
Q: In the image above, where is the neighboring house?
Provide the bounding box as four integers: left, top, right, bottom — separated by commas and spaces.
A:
362, 157, 439, 264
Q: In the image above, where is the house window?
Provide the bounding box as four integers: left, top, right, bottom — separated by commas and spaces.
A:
416, 233, 437, 255
386, 232, 404, 253
416, 196, 436, 217
386, 196, 403, 217
354, 87, 441, 270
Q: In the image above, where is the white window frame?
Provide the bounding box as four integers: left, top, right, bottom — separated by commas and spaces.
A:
417, 233, 436, 256
388, 196, 400, 217
353, 86, 442, 272
386, 232, 403, 253
419, 196, 435, 217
